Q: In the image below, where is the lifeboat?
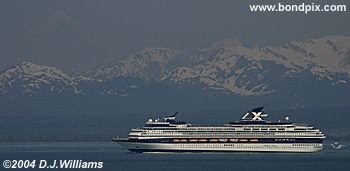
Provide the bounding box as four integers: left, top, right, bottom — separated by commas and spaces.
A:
180, 139, 188, 142
239, 139, 248, 142
189, 139, 198, 142
229, 139, 238, 142
250, 139, 259, 142
219, 139, 228, 142
199, 139, 207, 142
209, 139, 218, 142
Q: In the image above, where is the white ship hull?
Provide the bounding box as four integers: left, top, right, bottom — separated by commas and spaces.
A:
114, 107, 325, 153
117, 142, 323, 153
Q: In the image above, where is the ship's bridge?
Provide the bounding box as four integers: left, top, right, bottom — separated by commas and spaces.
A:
143, 112, 190, 128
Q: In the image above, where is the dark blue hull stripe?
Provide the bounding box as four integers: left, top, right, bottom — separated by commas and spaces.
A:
117, 138, 323, 144
128, 149, 311, 153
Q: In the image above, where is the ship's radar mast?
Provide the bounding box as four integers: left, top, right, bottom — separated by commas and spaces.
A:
164, 111, 178, 122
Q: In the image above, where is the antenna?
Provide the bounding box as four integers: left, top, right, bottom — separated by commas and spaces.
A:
169, 111, 178, 117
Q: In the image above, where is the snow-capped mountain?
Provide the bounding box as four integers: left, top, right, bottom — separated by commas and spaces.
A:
0, 62, 81, 97
160, 36, 350, 95
86, 48, 198, 81
0, 36, 349, 100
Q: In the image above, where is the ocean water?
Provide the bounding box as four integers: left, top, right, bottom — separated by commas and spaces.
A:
0, 142, 349, 171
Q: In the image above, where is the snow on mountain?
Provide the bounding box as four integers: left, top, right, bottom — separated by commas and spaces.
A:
0, 62, 81, 96
87, 48, 193, 81
1, 36, 349, 97
206, 36, 350, 76
160, 36, 350, 95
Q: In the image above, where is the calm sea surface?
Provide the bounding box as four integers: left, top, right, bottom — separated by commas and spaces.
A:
0, 142, 349, 171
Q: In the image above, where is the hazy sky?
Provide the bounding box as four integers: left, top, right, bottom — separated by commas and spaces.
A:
1, 0, 349, 72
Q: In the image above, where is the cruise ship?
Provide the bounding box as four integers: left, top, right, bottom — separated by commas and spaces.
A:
113, 107, 325, 153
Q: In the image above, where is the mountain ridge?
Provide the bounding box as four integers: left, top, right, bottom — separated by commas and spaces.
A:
0, 36, 349, 102
0, 61, 80, 97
